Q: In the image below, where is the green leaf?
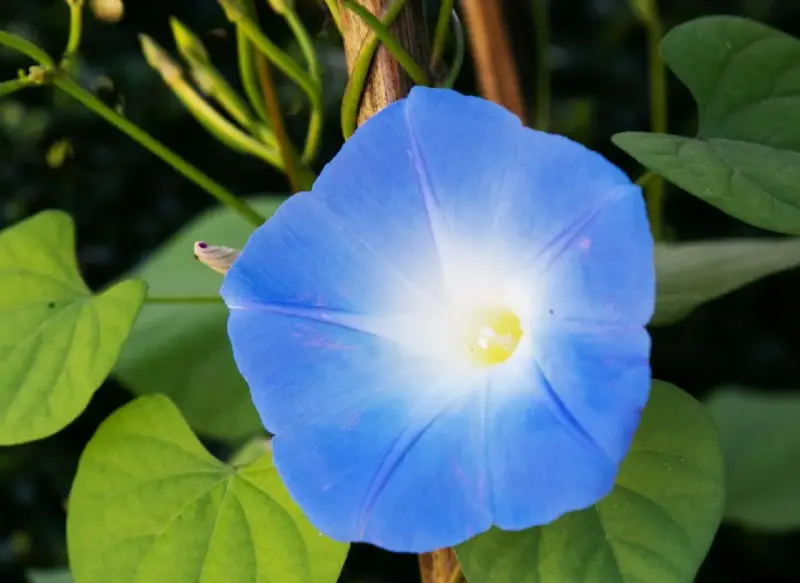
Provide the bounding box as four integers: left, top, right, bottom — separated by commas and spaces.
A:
114, 197, 284, 442
708, 387, 800, 531
67, 394, 348, 583
231, 436, 272, 466
27, 569, 75, 583
0, 211, 146, 445
653, 237, 800, 325
613, 16, 800, 233
456, 381, 724, 583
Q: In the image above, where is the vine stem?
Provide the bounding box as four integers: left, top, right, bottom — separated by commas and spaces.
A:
255, 54, 310, 192
430, 0, 455, 71
447, 566, 465, 583
337, 3, 459, 582
54, 75, 267, 227
0, 28, 266, 227
222, 0, 323, 164
343, 0, 429, 85
0, 78, 32, 97
644, 2, 667, 240
636, 170, 655, 188
63, 0, 85, 70
458, 0, 525, 119
418, 547, 462, 583
322, 0, 344, 34
0, 31, 54, 67
532, 0, 550, 130
274, 3, 326, 164
440, 11, 464, 89
338, 0, 429, 129
340, 0, 410, 139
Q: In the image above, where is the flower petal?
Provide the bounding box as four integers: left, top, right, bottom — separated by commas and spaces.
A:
520, 186, 655, 325
400, 87, 643, 305
222, 99, 449, 315
228, 308, 492, 551
486, 354, 621, 528
533, 322, 651, 461
222, 87, 656, 552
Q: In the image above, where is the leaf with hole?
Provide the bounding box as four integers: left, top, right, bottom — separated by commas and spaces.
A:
614, 16, 800, 233
456, 381, 724, 583
67, 394, 349, 583
0, 211, 145, 445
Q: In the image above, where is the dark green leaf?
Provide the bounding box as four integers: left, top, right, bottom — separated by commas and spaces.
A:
653, 238, 800, 325
114, 197, 284, 442
708, 386, 800, 531
0, 211, 145, 445
456, 381, 724, 583
67, 394, 348, 583
613, 16, 800, 233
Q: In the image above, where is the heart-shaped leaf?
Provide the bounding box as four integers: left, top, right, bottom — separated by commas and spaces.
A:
653, 238, 800, 325
114, 197, 284, 441
67, 394, 349, 583
0, 211, 145, 445
456, 381, 724, 583
614, 16, 800, 233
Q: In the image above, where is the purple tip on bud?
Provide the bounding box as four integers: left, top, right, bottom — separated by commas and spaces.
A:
198, 241, 208, 249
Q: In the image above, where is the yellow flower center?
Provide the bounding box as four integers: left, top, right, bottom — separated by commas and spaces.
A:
462, 306, 524, 367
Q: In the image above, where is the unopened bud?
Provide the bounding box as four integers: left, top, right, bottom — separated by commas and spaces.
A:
27, 66, 48, 85
190, 67, 216, 96
139, 35, 183, 84
218, 0, 246, 22
170, 18, 210, 66
89, 0, 125, 23
193, 241, 240, 275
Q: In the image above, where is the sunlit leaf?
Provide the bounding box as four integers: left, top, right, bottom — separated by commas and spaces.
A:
230, 436, 271, 466
114, 197, 284, 441
653, 238, 800, 325
0, 211, 145, 445
67, 394, 348, 583
708, 386, 800, 531
614, 16, 800, 233
457, 381, 724, 583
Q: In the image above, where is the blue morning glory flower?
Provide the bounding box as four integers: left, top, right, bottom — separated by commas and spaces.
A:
221, 87, 655, 553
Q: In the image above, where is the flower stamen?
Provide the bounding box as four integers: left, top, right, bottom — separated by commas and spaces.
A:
462, 306, 523, 367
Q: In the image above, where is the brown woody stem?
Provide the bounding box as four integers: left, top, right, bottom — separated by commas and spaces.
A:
419, 547, 463, 583
338, 4, 462, 582
338, 0, 429, 127
458, 0, 525, 120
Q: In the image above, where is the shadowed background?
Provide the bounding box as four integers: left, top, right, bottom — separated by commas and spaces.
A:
1, 0, 799, 581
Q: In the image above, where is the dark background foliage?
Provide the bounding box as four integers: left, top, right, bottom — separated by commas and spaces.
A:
1, 0, 799, 581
